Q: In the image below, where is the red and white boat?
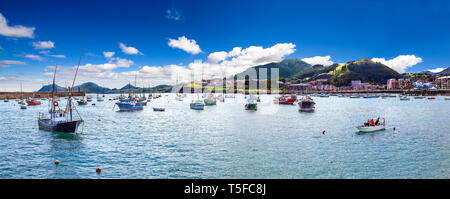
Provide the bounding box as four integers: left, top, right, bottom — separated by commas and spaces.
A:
273, 95, 297, 104
26, 99, 41, 105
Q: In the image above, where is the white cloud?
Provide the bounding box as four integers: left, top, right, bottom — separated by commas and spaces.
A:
428, 67, 445, 73
207, 51, 228, 64
48, 54, 66, 58
24, 54, 43, 61
120, 43, 296, 86
103, 51, 115, 58
38, 43, 296, 89
301, 55, 333, 66
0, 60, 26, 65
32, 41, 55, 49
119, 43, 142, 55
168, 36, 202, 54
371, 55, 422, 73
166, 8, 182, 21
0, 13, 35, 38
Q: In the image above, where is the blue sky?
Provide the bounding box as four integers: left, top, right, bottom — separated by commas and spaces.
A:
1, 0, 450, 91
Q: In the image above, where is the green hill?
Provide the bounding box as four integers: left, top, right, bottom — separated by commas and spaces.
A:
235, 58, 311, 79
290, 58, 401, 86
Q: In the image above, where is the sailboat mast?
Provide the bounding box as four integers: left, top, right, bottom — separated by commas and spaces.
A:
68, 48, 84, 121
51, 64, 58, 112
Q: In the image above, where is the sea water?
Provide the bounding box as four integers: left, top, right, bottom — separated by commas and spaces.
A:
0, 94, 449, 178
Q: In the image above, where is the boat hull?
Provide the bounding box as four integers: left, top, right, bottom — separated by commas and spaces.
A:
38, 119, 83, 133
245, 103, 257, 110
357, 125, 385, 133
190, 103, 204, 110
26, 100, 41, 105
204, 99, 216, 105
116, 102, 143, 111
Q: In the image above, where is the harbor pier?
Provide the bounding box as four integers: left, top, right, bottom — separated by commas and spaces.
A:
0, 91, 85, 100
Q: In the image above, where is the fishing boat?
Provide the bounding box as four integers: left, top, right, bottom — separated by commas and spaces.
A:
204, 95, 217, 106
190, 99, 205, 110
298, 96, 315, 112
356, 118, 385, 133
414, 96, 425, 99
349, 95, 360, 98
245, 95, 258, 110
115, 99, 144, 111
445, 97, 450, 100
20, 104, 27, 109
273, 95, 297, 104
427, 97, 435, 100
38, 62, 84, 134
153, 107, 165, 112
86, 95, 93, 102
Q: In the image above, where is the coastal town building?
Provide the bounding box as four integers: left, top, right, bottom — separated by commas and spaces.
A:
387, 78, 399, 90
436, 76, 450, 89
286, 83, 312, 93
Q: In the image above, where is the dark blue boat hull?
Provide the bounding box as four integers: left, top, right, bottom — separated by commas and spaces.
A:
38, 119, 83, 133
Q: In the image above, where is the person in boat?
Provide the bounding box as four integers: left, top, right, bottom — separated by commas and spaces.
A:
364, 120, 370, 126
370, 119, 375, 126
375, 117, 380, 125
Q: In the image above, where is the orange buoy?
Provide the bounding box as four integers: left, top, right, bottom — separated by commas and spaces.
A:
54, 160, 60, 165
96, 168, 101, 173
322, 130, 326, 135
97, 118, 101, 121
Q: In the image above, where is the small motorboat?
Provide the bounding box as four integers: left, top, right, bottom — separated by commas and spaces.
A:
356, 118, 385, 133
400, 96, 410, 101
77, 99, 88, 105
190, 100, 205, 110
245, 95, 258, 111
318, 93, 329, 98
20, 104, 27, 109
204, 95, 217, 106
445, 97, 450, 100
427, 97, 436, 100
349, 95, 360, 98
137, 100, 147, 106
273, 95, 297, 104
153, 107, 165, 112
26, 98, 41, 105
298, 96, 315, 112
414, 96, 426, 99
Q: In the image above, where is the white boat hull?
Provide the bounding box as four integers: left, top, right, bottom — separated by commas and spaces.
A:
357, 125, 385, 132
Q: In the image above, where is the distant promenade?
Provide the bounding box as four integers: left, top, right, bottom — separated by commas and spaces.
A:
0, 91, 85, 100
297, 89, 450, 96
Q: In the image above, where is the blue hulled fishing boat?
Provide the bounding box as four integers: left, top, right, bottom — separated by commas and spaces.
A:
115, 99, 144, 111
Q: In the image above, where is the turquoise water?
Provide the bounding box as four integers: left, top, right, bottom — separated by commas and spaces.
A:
0, 94, 449, 179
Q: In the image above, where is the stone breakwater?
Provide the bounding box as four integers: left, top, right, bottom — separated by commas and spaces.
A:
0, 92, 85, 99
